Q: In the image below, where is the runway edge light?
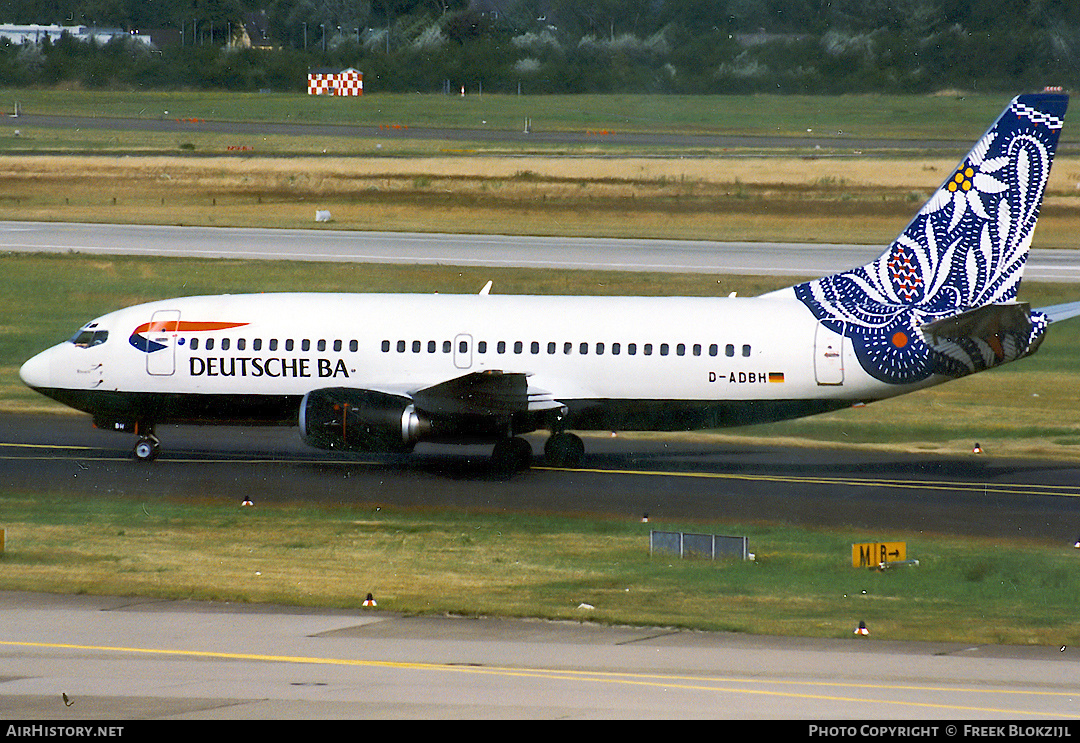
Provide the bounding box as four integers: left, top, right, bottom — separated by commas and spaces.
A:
363, 593, 377, 607
855, 621, 869, 636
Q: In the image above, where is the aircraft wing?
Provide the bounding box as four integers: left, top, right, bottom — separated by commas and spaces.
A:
1035, 300, 1080, 324
408, 370, 566, 416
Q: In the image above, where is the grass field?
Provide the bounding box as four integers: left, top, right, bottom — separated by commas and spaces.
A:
0, 90, 1039, 138
2, 153, 1080, 246
1, 491, 1078, 644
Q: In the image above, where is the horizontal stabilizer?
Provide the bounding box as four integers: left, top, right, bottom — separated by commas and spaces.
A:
920, 302, 1031, 341
919, 302, 1037, 374
1036, 300, 1080, 324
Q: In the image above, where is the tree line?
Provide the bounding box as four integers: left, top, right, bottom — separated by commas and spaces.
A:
1, 0, 1078, 94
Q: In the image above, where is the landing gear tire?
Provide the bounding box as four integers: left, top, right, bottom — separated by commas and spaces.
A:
544, 432, 584, 468
491, 437, 532, 478
133, 437, 159, 462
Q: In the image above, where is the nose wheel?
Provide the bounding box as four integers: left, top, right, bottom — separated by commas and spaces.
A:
133, 435, 160, 462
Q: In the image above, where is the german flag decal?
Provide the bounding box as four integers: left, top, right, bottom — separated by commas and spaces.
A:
769, 372, 785, 383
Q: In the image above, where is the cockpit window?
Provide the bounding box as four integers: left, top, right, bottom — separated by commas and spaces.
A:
69, 329, 109, 348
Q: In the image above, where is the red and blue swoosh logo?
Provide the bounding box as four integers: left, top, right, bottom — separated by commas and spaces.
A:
129, 321, 249, 353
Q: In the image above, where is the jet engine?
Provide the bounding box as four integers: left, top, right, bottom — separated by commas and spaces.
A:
299, 388, 429, 453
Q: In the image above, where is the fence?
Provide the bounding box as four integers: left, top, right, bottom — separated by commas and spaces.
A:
650, 530, 749, 560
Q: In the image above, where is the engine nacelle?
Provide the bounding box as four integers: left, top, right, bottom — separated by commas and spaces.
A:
299, 388, 428, 453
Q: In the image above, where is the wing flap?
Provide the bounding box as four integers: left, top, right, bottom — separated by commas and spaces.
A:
411, 370, 564, 416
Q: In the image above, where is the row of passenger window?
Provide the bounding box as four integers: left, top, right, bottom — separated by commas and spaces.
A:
381, 339, 752, 358
183, 334, 753, 359
186, 337, 360, 353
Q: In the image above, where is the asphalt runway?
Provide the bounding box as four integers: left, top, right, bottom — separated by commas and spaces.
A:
4, 412, 1080, 543
6, 220, 1080, 281
0, 111, 981, 152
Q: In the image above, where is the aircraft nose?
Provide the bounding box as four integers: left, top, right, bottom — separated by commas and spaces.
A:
19, 349, 52, 390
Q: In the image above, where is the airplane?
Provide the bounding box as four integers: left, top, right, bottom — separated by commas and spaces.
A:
18, 91, 1080, 475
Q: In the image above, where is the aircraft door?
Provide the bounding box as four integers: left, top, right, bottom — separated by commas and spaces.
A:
814, 322, 845, 385
453, 334, 473, 369
146, 310, 180, 376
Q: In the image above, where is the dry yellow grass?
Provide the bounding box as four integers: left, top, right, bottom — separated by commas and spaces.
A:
4, 153, 1079, 189
2, 154, 1079, 245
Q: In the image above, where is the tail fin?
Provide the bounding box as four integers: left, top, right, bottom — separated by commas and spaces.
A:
789, 92, 1067, 384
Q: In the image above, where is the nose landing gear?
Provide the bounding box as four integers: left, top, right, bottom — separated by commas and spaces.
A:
133, 434, 160, 462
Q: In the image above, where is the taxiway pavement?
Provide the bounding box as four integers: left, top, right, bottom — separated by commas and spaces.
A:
3, 591, 1078, 719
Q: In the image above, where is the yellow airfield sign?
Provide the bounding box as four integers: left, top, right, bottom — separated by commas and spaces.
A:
852, 541, 906, 568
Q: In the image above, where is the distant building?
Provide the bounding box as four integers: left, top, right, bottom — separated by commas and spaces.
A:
307, 67, 363, 96
239, 11, 274, 50
0, 24, 152, 47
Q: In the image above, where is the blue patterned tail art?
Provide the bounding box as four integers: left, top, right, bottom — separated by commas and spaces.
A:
793, 93, 1068, 384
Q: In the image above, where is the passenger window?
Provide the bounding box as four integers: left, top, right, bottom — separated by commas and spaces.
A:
412, 340, 421, 353
628, 343, 637, 355
531, 341, 539, 354
726, 344, 735, 357
206, 338, 215, 351
596, 342, 605, 355
381, 340, 390, 352
742, 344, 751, 357
676, 343, 685, 356
709, 344, 717, 357
286, 339, 295, 352
301, 339, 310, 351
237, 338, 246, 351
443, 340, 451, 353
270, 339, 279, 351
660, 343, 669, 356
333, 340, 342, 352
579, 342, 588, 355
564, 342, 572, 355
478, 341, 487, 353
612, 343, 620, 355
428, 340, 436, 353
190, 337, 199, 351
644, 343, 652, 356
547, 342, 556, 354
497, 341, 506, 354
397, 340, 406, 353
351, 340, 359, 352
460, 340, 468, 353
514, 341, 523, 354
318, 340, 326, 352
253, 339, 262, 351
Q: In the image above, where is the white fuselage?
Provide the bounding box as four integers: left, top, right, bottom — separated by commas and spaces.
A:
21, 291, 925, 435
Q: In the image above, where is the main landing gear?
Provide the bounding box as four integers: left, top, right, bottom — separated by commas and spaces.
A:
491, 436, 533, 478
490, 431, 586, 477
544, 431, 585, 468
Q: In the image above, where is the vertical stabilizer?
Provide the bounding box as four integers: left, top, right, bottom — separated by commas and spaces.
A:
788, 93, 1067, 384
